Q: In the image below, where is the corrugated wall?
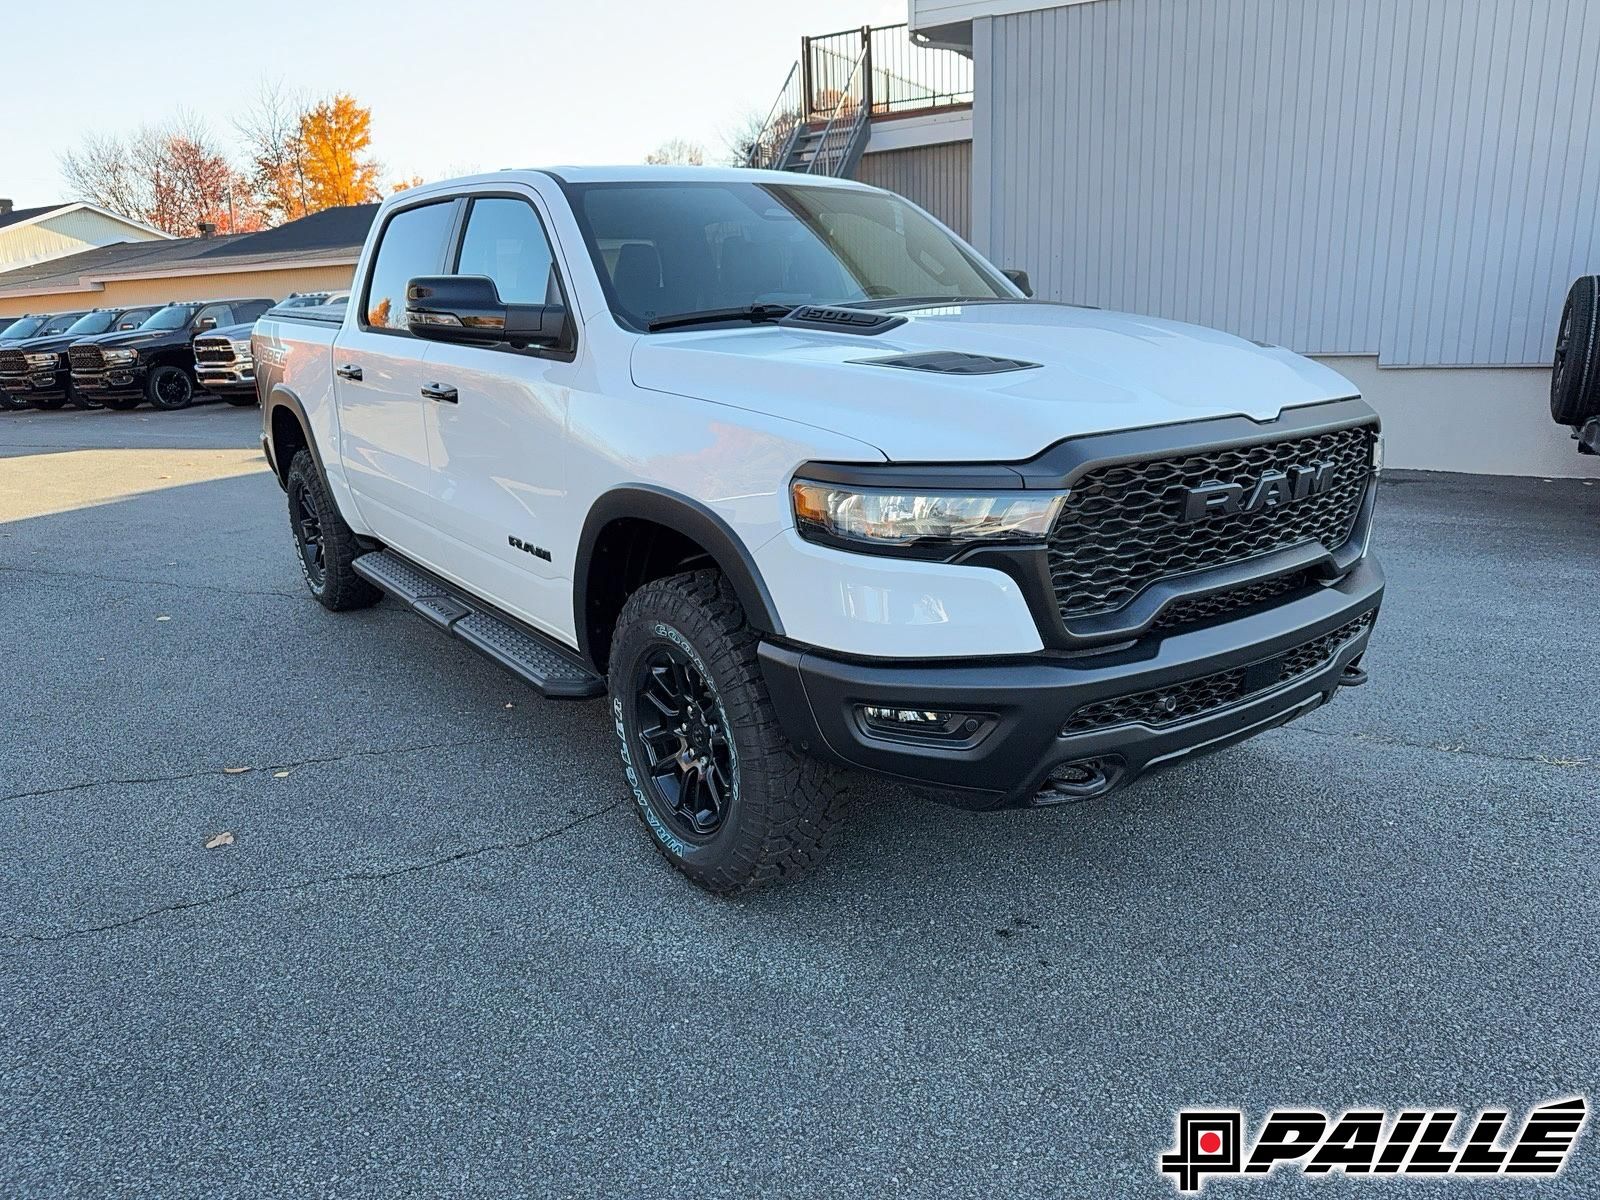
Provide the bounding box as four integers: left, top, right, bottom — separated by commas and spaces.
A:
856, 142, 974, 240
973, 0, 1600, 367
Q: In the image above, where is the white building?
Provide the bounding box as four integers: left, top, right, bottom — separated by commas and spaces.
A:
0, 200, 170, 274
750, 0, 1600, 478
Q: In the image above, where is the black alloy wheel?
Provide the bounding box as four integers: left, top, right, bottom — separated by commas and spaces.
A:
288, 475, 327, 590
633, 643, 735, 839
147, 366, 195, 411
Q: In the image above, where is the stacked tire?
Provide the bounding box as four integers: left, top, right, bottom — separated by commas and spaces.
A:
1552, 276, 1600, 426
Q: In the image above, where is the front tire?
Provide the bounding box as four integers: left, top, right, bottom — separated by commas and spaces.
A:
145, 365, 195, 411
609, 570, 846, 894
30, 393, 67, 410
101, 394, 141, 411
285, 451, 381, 611
222, 392, 257, 407
0, 391, 29, 412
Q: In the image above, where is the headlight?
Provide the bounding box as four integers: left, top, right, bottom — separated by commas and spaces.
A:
24, 352, 59, 368
791, 479, 1063, 555
102, 348, 138, 365
230, 339, 253, 355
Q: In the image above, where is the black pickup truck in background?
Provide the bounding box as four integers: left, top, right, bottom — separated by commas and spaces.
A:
0, 306, 155, 409
194, 293, 348, 405
0, 311, 89, 410
70, 297, 273, 410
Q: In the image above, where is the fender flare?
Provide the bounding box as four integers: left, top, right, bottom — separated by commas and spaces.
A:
262, 384, 325, 488
574, 486, 785, 659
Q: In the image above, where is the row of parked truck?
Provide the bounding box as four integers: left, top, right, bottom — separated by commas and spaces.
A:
0, 292, 348, 412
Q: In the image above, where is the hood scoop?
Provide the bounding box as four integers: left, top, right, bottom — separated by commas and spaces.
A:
778, 306, 906, 335
854, 350, 1042, 375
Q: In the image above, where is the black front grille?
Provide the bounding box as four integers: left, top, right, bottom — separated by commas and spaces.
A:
0, 349, 25, 375
68, 345, 104, 372
1047, 425, 1375, 621
1151, 570, 1317, 631
194, 340, 235, 365
1062, 608, 1376, 734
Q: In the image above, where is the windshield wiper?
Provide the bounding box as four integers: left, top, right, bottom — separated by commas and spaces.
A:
646, 304, 795, 332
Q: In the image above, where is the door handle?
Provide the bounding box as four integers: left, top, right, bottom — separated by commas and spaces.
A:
421, 382, 458, 403
335, 363, 363, 381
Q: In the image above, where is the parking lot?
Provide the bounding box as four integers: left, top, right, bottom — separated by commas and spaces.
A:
2, 402, 1597, 1197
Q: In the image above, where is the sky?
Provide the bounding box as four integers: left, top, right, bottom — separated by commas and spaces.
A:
3, 0, 909, 205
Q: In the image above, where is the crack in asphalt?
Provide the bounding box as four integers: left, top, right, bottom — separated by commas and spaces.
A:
0, 732, 537, 805
0, 800, 623, 949
0, 562, 305, 602
1284, 723, 1595, 770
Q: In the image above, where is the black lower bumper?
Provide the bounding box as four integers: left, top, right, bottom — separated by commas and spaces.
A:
72, 371, 141, 397
759, 555, 1384, 810
0, 371, 67, 401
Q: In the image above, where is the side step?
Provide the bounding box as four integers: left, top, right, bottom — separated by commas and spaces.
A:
353, 550, 605, 700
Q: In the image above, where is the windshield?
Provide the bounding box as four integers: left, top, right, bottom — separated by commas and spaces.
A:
40, 312, 85, 335
64, 311, 118, 336
140, 304, 198, 331
566, 181, 1012, 331
0, 316, 47, 339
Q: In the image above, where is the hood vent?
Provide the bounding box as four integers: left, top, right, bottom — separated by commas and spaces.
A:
855, 350, 1042, 375
778, 306, 906, 335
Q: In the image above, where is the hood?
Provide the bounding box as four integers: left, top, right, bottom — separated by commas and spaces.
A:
198, 322, 256, 341
7, 331, 88, 355
629, 302, 1358, 462
78, 326, 180, 351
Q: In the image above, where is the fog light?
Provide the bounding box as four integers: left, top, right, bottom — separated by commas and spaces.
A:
856, 705, 984, 742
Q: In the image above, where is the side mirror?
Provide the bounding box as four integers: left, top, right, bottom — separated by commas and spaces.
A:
1003, 268, 1034, 298
193, 316, 218, 333
405, 275, 565, 348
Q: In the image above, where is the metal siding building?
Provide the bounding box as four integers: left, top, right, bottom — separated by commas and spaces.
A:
912, 0, 1600, 477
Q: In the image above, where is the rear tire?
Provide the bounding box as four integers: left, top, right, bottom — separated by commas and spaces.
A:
1551, 276, 1600, 425
608, 569, 846, 894
145, 365, 196, 411
285, 451, 382, 612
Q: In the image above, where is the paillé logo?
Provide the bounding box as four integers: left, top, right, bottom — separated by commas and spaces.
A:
1159, 1097, 1586, 1192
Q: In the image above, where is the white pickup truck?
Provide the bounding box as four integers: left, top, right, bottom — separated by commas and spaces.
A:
255, 166, 1384, 893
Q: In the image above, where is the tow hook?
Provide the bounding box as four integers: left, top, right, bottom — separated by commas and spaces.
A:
1338, 662, 1370, 688
1033, 758, 1118, 806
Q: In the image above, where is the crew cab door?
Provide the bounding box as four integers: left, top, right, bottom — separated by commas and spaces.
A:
419, 191, 578, 639
333, 197, 459, 551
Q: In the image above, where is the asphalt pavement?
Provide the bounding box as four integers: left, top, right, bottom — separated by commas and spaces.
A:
2, 403, 1597, 1198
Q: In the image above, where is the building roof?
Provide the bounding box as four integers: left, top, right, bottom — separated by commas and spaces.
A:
0, 204, 378, 299
0, 201, 173, 240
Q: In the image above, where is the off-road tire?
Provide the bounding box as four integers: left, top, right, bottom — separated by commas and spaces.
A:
285, 451, 381, 612
145, 364, 196, 411
1552, 276, 1600, 425
609, 569, 846, 894
101, 395, 142, 411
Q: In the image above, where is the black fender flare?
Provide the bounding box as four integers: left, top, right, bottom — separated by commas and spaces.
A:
574, 485, 785, 659
262, 384, 325, 489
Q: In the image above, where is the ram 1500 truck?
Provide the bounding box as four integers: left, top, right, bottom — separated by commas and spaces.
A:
0, 311, 89, 410
70, 297, 273, 410
0, 306, 156, 408
195, 293, 351, 404
255, 167, 1385, 893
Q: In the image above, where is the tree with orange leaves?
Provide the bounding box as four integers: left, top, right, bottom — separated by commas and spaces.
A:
300, 94, 382, 210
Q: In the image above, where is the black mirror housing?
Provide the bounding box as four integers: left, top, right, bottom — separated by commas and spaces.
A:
1003, 268, 1034, 298
405, 275, 565, 348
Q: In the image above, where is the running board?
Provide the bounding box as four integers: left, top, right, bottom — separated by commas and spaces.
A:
352, 550, 605, 700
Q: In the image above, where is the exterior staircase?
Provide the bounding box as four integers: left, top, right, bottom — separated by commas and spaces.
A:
747, 24, 972, 177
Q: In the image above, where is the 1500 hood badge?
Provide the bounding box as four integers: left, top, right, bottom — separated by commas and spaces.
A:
1180, 461, 1337, 523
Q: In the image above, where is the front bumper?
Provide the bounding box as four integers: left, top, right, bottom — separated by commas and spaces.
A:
72, 368, 142, 396
759, 554, 1383, 809
197, 366, 254, 393
0, 370, 67, 400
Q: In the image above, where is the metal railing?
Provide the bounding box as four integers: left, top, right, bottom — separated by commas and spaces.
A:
746, 23, 974, 170
806, 40, 870, 175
